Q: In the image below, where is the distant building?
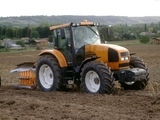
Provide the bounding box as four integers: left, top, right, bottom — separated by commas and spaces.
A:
140, 32, 155, 36
1, 39, 22, 50
34, 38, 48, 49
151, 38, 160, 45
21, 37, 29, 43
2, 39, 15, 47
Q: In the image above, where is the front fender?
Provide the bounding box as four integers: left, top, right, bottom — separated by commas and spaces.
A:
78, 56, 99, 73
39, 49, 68, 67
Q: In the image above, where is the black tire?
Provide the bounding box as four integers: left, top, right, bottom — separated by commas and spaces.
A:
36, 55, 63, 92
120, 56, 149, 90
80, 61, 114, 94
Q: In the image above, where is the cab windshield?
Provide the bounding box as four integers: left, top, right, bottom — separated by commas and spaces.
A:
73, 26, 101, 49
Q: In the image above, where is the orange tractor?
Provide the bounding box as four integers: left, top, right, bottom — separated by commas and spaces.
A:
11, 20, 149, 94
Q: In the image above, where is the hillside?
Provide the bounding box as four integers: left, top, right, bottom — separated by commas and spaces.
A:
0, 15, 160, 26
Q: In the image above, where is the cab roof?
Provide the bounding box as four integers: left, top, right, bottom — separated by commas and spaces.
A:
49, 20, 97, 31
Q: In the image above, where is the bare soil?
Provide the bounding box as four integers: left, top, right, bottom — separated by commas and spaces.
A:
0, 44, 160, 120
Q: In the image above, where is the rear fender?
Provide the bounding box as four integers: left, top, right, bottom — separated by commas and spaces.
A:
39, 49, 68, 67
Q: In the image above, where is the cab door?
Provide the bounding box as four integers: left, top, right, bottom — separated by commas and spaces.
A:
53, 28, 73, 64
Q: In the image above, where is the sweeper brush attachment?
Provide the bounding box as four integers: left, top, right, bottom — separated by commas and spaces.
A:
10, 62, 37, 88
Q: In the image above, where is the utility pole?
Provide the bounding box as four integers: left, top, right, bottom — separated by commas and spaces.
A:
0, 76, 1, 87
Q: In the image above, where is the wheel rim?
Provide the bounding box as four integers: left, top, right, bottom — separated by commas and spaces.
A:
85, 70, 100, 93
39, 64, 54, 89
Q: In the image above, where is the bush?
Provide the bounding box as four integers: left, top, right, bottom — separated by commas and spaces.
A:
0, 41, 4, 49
16, 40, 25, 47
140, 36, 150, 44
0, 46, 5, 49
0, 35, 6, 40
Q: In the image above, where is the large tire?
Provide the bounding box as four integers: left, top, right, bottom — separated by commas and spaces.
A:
120, 56, 149, 90
36, 55, 63, 92
80, 61, 114, 94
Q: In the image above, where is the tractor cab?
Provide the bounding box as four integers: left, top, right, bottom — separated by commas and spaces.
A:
50, 20, 101, 66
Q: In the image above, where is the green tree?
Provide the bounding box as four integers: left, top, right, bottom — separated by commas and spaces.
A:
16, 40, 25, 47
22, 27, 30, 37
6, 28, 14, 38
144, 24, 147, 32
140, 36, 150, 44
36, 26, 50, 38
0, 26, 2, 36
13, 28, 18, 38
16, 28, 23, 38
1, 27, 7, 37
99, 26, 114, 41
31, 30, 39, 38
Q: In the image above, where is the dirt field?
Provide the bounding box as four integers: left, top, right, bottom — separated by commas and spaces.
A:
0, 44, 160, 120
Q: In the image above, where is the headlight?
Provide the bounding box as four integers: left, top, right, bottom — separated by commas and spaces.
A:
121, 56, 129, 61
72, 23, 80, 27
121, 52, 129, 61
94, 23, 99, 26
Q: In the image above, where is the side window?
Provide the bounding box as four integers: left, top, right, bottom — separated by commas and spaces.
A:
53, 29, 60, 48
53, 28, 72, 63
65, 28, 70, 40
53, 28, 71, 49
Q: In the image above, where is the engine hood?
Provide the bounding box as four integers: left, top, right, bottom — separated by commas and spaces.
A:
85, 44, 129, 55
85, 43, 130, 63
107, 44, 129, 52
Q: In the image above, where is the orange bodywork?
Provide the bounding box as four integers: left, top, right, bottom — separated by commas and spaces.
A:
50, 23, 70, 31
49, 20, 95, 31
85, 44, 130, 70
11, 49, 68, 87
39, 49, 68, 67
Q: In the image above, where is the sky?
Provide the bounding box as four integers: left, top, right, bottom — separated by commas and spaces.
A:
1, 0, 160, 17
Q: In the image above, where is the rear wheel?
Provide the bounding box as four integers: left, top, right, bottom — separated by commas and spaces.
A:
80, 61, 114, 94
120, 56, 149, 90
36, 55, 63, 91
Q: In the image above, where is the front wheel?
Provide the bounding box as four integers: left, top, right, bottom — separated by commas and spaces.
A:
120, 56, 149, 90
80, 61, 114, 94
36, 55, 63, 92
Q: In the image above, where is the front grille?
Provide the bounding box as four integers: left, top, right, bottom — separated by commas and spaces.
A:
120, 52, 129, 57
119, 63, 129, 67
